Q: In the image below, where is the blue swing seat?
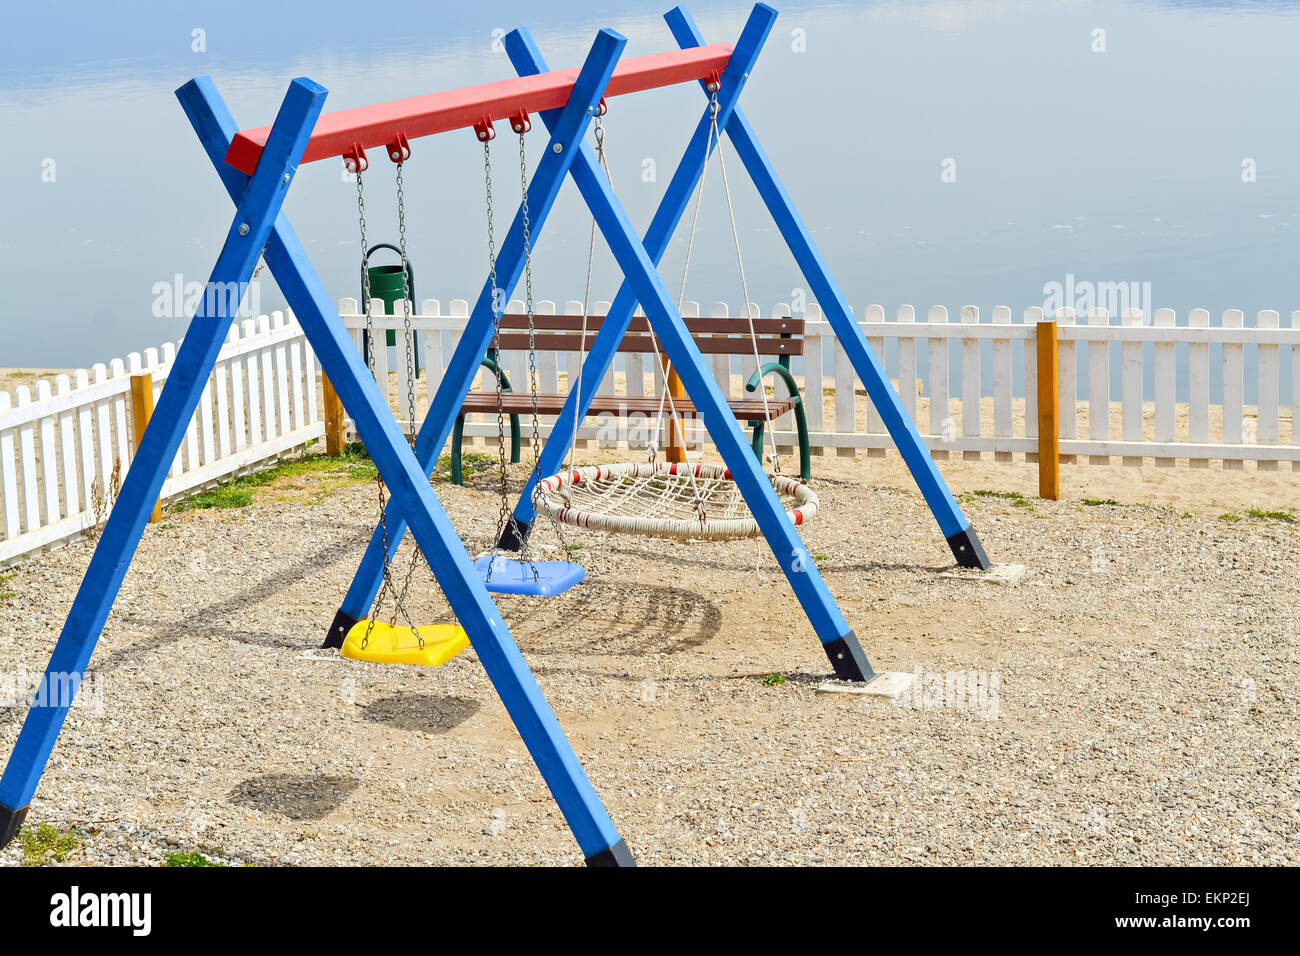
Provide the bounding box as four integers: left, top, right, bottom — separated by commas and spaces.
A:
473, 554, 586, 596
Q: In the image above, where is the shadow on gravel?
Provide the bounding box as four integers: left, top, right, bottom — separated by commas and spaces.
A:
104, 528, 374, 669
821, 561, 954, 576
227, 772, 360, 821
498, 581, 722, 659
362, 693, 480, 733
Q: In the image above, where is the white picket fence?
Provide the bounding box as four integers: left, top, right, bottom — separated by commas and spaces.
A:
0, 311, 324, 567
342, 298, 1298, 469
5, 297, 1290, 567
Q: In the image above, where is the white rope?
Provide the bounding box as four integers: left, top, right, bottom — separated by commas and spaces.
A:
639, 97, 730, 520
714, 125, 780, 474
566, 120, 606, 479
534, 462, 818, 541
652, 97, 720, 452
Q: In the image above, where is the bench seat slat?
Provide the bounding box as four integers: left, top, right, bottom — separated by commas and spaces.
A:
458, 391, 796, 420
491, 333, 802, 355
495, 313, 803, 335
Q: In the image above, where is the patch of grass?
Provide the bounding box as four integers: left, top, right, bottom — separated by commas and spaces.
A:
163, 851, 224, 867
169, 442, 377, 513
1246, 508, 1297, 523
0, 571, 16, 602
1011, 499, 1036, 510
174, 485, 253, 512
1218, 513, 1241, 522
813, 554, 829, 563
244, 442, 375, 485
19, 823, 80, 867
961, 489, 1026, 504
1082, 498, 1122, 507
760, 673, 787, 687
432, 451, 495, 482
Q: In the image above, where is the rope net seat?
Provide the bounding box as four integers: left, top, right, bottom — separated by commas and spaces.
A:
534, 462, 818, 541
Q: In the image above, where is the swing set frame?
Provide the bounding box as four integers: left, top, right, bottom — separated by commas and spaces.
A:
0, 3, 989, 867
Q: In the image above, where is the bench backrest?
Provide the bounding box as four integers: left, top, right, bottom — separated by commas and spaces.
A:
489, 313, 804, 356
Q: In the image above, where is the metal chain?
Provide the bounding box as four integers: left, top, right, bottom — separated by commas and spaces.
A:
479, 129, 573, 576
516, 131, 542, 578
520, 130, 540, 478
516, 131, 573, 567
357, 168, 388, 647
356, 164, 422, 650
397, 161, 417, 449
390, 159, 427, 639
485, 139, 514, 575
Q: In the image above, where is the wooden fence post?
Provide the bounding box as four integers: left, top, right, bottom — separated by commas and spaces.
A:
322, 372, 346, 457
661, 350, 686, 463
129, 373, 162, 523
1036, 319, 1060, 500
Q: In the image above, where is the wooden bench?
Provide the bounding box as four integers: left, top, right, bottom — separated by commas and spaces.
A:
449, 312, 811, 484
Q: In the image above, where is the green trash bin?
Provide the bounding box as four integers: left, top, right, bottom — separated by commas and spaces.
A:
361, 243, 419, 373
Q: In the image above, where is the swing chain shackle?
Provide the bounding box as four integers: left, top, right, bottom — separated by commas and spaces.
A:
473, 117, 496, 142
343, 142, 369, 173
509, 109, 531, 134
387, 131, 412, 163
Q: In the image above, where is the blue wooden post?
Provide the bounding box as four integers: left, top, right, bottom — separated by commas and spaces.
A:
495, 6, 777, 546
504, 26, 875, 682
0, 78, 328, 846
1, 35, 637, 867
332, 3, 775, 631
183, 49, 633, 864
665, 4, 991, 570
327, 25, 626, 644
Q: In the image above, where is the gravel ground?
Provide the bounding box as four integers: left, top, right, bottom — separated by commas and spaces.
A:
0, 452, 1296, 866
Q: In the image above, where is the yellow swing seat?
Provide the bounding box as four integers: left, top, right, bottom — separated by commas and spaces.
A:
340, 620, 470, 667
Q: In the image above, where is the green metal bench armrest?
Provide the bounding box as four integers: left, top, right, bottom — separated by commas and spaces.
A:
450, 357, 519, 485
744, 361, 810, 481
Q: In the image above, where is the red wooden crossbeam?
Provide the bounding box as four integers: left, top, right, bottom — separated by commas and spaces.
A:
225, 44, 733, 175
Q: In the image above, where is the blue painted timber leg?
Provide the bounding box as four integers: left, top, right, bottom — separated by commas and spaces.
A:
0, 78, 328, 845
666, 4, 990, 571
180, 53, 632, 864
327, 25, 623, 643
496, 4, 777, 547
508, 19, 873, 682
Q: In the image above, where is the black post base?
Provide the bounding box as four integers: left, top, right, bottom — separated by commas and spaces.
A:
323, 608, 362, 649
0, 804, 29, 850
946, 526, 991, 571
824, 631, 876, 682
585, 838, 636, 867
496, 519, 531, 553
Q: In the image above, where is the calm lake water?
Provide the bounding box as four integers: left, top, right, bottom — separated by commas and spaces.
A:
2, 0, 1298, 402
